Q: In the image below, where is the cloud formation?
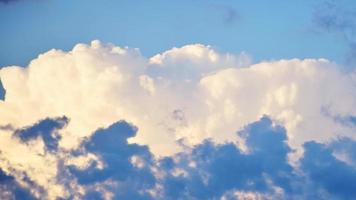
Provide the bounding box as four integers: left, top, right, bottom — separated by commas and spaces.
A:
1, 116, 356, 199
69, 121, 156, 200
156, 116, 296, 200
1, 41, 355, 156
0, 41, 356, 199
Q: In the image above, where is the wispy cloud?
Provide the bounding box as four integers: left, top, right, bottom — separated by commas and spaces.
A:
0, 0, 19, 4
312, 0, 356, 67
211, 4, 240, 25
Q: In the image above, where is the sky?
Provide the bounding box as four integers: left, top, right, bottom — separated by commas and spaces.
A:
0, 0, 356, 200
0, 0, 354, 67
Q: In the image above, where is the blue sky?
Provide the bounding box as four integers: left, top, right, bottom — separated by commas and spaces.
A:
0, 0, 353, 67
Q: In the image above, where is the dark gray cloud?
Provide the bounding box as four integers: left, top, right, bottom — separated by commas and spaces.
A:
3, 116, 356, 199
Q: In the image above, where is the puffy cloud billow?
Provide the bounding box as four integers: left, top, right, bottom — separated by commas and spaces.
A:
0, 41, 356, 199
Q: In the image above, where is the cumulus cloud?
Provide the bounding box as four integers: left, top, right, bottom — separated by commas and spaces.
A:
68, 121, 156, 200
0, 41, 356, 199
301, 139, 356, 200
156, 116, 296, 199
65, 118, 356, 199
148, 43, 250, 80
0, 41, 252, 156
0, 117, 78, 199
0, 169, 35, 200
1, 41, 355, 157
15, 116, 68, 151
1, 116, 356, 199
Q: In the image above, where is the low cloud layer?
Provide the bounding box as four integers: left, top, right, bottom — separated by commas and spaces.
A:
1, 116, 356, 199
0, 41, 356, 199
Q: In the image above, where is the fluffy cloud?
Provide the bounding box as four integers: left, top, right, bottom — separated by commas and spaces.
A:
0, 41, 356, 199
198, 59, 356, 151
68, 121, 156, 200
0, 41, 252, 156
1, 41, 355, 156
156, 117, 296, 200
1, 116, 356, 199
301, 139, 356, 200
148, 43, 250, 80
0, 169, 35, 200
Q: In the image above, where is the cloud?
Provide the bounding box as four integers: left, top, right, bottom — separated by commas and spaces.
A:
68, 121, 156, 200
223, 6, 239, 24
0, 41, 253, 156
0, 41, 356, 199
312, 0, 356, 67
14, 116, 68, 151
213, 4, 240, 25
0, 117, 79, 199
1, 41, 356, 158
1, 115, 355, 199
0, 169, 35, 200
301, 139, 356, 200
148, 43, 250, 80
312, 1, 356, 41
156, 116, 296, 199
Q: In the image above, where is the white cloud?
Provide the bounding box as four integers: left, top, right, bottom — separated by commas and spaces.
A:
196, 59, 356, 149
0, 41, 356, 198
1, 41, 356, 155
148, 43, 251, 80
